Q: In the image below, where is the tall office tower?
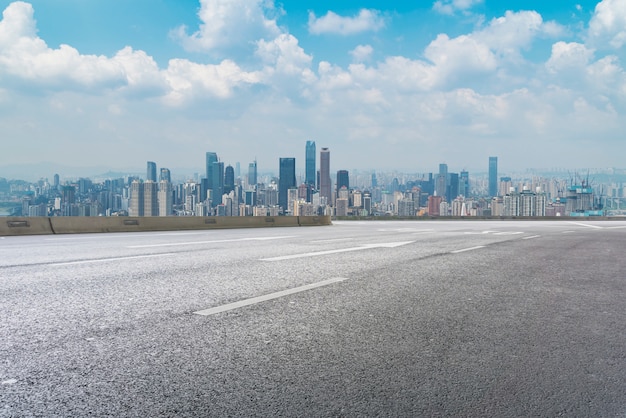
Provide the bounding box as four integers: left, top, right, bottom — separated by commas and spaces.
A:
319, 148, 331, 204
53, 174, 60, 190
489, 156, 498, 197
371, 172, 377, 188
143, 180, 158, 216
278, 158, 296, 212
211, 161, 224, 206
336, 170, 349, 197
158, 180, 172, 216
305, 141, 316, 187
160, 168, 171, 183
460, 170, 469, 197
206, 152, 218, 184
129, 180, 144, 216
436, 163, 448, 199
248, 160, 257, 187
224, 165, 235, 194
447, 172, 459, 203
147, 161, 157, 182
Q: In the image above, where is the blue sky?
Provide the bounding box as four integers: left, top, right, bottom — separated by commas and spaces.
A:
0, 0, 624, 180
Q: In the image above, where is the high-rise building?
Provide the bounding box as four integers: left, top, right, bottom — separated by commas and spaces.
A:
319, 148, 331, 204
143, 181, 158, 216
305, 141, 316, 188
436, 163, 448, 199
159, 168, 171, 183
489, 157, 498, 197
147, 161, 157, 182
158, 180, 172, 216
248, 160, 257, 187
447, 172, 459, 203
278, 158, 296, 212
336, 170, 349, 197
129, 180, 143, 216
206, 152, 218, 185
460, 170, 469, 197
211, 161, 224, 206
224, 165, 235, 194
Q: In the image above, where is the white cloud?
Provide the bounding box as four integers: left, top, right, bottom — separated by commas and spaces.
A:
433, 0, 483, 15
256, 34, 314, 79
171, 0, 281, 53
588, 0, 626, 49
350, 45, 373, 62
308, 9, 385, 35
473, 11, 564, 56
425, 34, 497, 80
163, 59, 261, 106
546, 42, 594, 74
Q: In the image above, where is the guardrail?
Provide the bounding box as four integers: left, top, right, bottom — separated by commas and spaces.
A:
0, 216, 332, 236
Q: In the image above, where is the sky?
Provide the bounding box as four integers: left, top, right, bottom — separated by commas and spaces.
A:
0, 0, 625, 180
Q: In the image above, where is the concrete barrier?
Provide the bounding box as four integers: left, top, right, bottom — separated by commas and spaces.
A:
0, 215, 332, 236
298, 216, 332, 226
0, 217, 54, 236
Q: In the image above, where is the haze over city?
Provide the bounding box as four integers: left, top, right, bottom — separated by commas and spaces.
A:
0, 0, 625, 179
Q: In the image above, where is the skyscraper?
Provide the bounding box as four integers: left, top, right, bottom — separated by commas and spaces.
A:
224, 165, 235, 194
320, 148, 331, 204
211, 161, 224, 206
158, 179, 172, 216
305, 141, 316, 188
248, 160, 257, 187
206, 152, 218, 185
147, 161, 157, 182
129, 180, 143, 216
436, 163, 448, 198
460, 170, 469, 198
489, 156, 498, 197
278, 158, 296, 212
143, 181, 158, 216
336, 170, 349, 197
159, 168, 171, 183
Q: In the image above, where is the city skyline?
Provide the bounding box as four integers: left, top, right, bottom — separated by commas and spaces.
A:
0, 0, 625, 178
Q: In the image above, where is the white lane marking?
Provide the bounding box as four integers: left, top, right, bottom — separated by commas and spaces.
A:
311, 238, 354, 243
606, 225, 626, 229
451, 246, 485, 254
261, 241, 415, 261
194, 277, 349, 316
494, 231, 524, 236
567, 222, 603, 229
523, 235, 541, 240
464, 231, 498, 235
50, 253, 176, 266
127, 236, 294, 249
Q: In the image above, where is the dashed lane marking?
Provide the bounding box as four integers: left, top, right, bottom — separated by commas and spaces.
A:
523, 235, 541, 240
194, 277, 349, 316
451, 246, 485, 254
50, 253, 176, 266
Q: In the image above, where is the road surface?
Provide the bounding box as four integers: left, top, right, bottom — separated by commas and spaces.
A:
1, 220, 625, 416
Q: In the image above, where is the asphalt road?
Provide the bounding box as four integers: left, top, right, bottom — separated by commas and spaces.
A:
1, 220, 625, 417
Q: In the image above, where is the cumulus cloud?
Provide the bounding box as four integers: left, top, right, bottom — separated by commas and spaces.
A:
256, 34, 314, 78
546, 42, 594, 74
588, 0, 626, 49
163, 59, 261, 106
350, 45, 373, 62
308, 9, 385, 35
473, 10, 565, 57
0, 2, 264, 104
171, 0, 281, 53
433, 0, 483, 15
